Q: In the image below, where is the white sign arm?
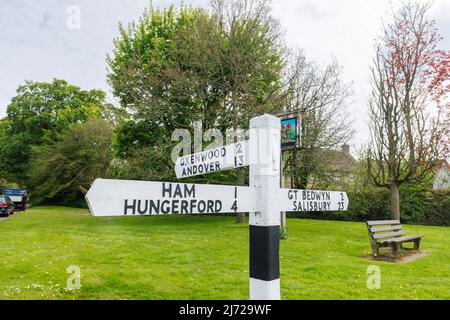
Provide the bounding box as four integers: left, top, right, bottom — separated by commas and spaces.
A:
86, 179, 259, 217
278, 189, 349, 212
175, 141, 249, 179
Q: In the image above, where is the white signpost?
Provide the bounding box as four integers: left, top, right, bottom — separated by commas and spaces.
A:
86, 114, 349, 301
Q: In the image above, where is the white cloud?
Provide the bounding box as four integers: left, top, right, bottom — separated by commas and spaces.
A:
0, 0, 449, 149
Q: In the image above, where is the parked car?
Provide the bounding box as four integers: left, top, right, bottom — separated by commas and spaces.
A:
3, 189, 27, 211
0, 195, 15, 217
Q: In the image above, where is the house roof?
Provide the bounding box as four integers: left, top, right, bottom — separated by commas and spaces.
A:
319, 147, 355, 171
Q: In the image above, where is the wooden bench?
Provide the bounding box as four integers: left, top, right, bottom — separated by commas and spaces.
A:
366, 220, 423, 258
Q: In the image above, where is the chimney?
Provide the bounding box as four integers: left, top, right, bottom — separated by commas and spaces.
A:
342, 144, 350, 156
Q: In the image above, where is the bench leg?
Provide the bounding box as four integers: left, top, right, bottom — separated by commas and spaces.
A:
413, 238, 421, 250
367, 230, 379, 256
372, 244, 380, 256
369, 239, 379, 256
391, 243, 400, 259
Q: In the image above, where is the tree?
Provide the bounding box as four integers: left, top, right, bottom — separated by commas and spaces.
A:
107, 5, 213, 186
0, 79, 106, 184
210, 0, 285, 223
367, 1, 450, 220
107, 1, 286, 223
27, 119, 113, 206
281, 53, 353, 189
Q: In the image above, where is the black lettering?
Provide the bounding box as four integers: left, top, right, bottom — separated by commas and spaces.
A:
207, 200, 214, 213
174, 184, 183, 198
124, 199, 136, 215
231, 200, 238, 212
185, 185, 195, 198
162, 183, 172, 198
190, 200, 197, 213
172, 200, 180, 214
215, 201, 222, 212
149, 200, 160, 214
198, 200, 206, 213
137, 200, 148, 215
181, 200, 189, 214
161, 200, 171, 214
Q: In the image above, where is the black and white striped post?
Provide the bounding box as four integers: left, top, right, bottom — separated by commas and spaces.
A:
249, 114, 281, 300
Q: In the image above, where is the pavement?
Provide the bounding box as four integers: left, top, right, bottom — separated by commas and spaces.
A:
0, 211, 20, 222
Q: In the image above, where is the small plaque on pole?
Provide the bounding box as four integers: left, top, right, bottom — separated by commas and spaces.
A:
279, 112, 301, 151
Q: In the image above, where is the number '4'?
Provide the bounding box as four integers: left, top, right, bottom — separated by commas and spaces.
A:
231, 201, 238, 212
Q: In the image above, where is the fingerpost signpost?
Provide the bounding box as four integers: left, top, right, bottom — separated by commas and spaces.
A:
86, 114, 349, 300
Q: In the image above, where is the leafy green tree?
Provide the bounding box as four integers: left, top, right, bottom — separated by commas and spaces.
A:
0, 119, 31, 184
0, 79, 106, 184
27, 119, 113, 206
108, 6, 203, 135
108, 1, 285, 152
107, 1, 286, 223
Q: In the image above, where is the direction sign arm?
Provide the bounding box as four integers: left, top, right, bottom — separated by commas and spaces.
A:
278, 189, 349, 212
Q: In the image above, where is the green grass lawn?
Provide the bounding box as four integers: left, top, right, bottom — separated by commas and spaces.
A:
0, 206, 448, 300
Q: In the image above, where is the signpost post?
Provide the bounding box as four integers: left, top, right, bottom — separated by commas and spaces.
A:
85, 114, 349, 301
248, 115, 281, 300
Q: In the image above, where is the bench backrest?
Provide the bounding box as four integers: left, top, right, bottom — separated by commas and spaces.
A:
366, 220, 404, 241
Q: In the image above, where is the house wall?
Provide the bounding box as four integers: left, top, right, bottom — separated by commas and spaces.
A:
433, 168, 450, 190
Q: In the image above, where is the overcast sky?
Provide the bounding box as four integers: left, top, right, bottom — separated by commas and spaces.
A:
0, 0, 449, 151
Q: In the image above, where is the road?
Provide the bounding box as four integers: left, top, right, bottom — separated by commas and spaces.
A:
0, 211, 20, 222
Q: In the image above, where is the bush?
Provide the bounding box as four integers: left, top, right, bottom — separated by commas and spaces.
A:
399, 184, 434, 224
27, 119, 113, 207
423, 191, 450, 226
